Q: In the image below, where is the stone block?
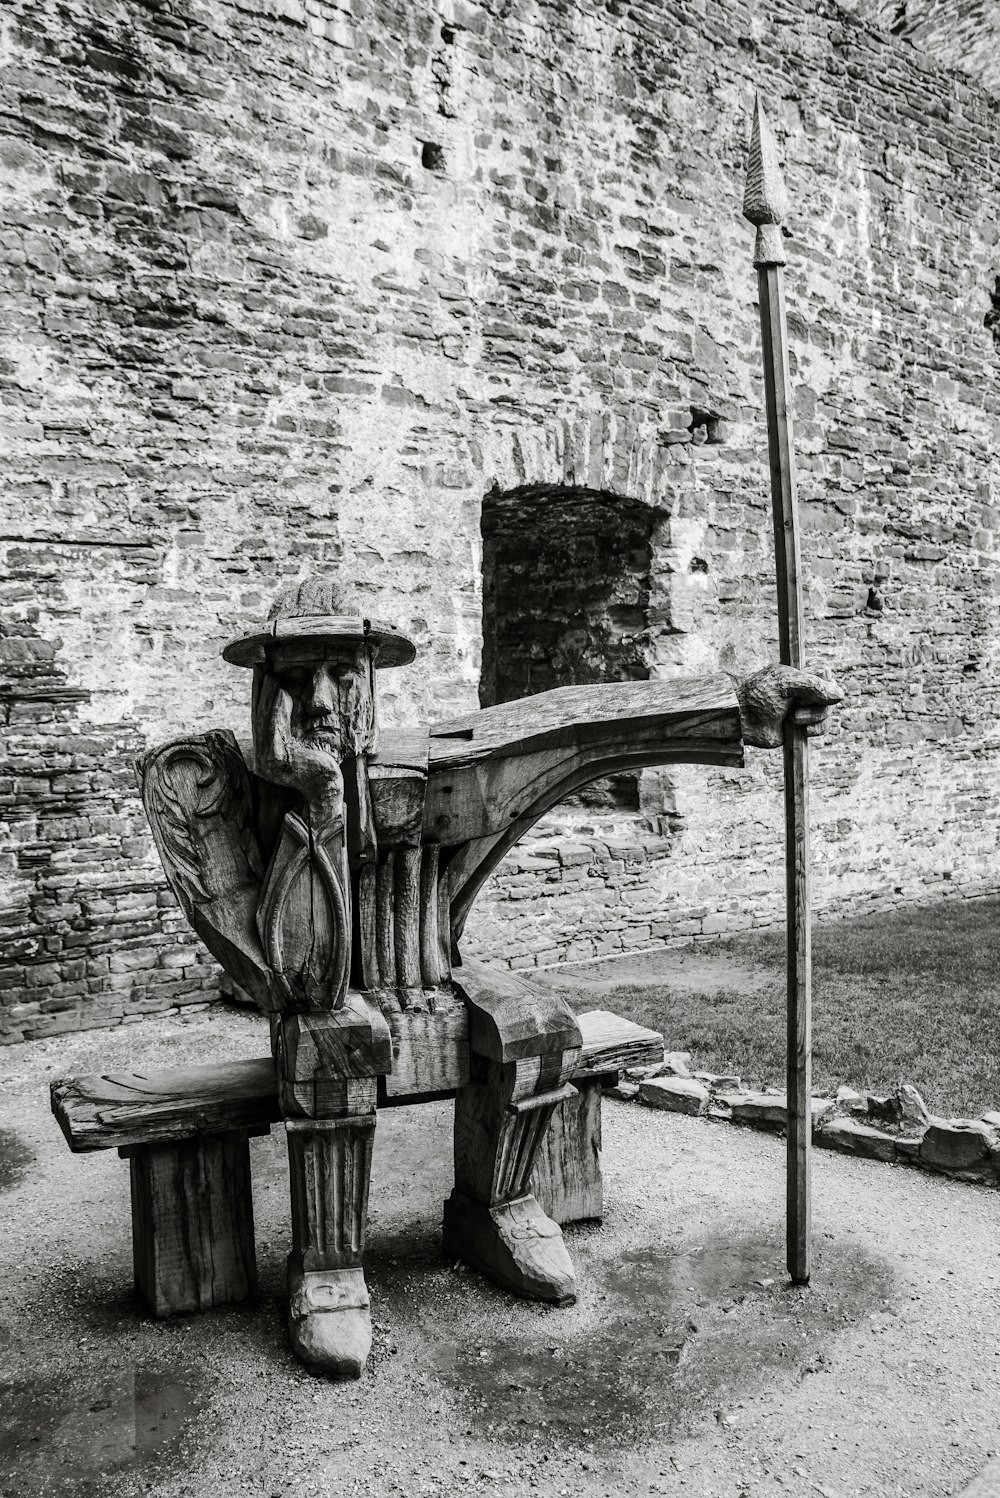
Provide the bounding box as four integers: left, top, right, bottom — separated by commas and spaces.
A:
920, 1119, 999, 1182
637, 1077, 709, 1116
722, 1091, 788, 1128
606, 1082, 639, 1102
697, 1072, 741, 1093
816, 1117, 900, 1163
897, 1084, 931, 1129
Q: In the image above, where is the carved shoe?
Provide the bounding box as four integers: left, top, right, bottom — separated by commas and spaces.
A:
442, 1189, 577, 1305
286, 1259, 372, 1378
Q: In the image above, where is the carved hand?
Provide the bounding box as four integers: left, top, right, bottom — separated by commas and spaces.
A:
253, 670, 345, 825
736, 664, 843, 749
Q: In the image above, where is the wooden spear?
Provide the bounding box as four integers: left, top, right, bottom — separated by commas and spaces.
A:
743, 93, 812, 1285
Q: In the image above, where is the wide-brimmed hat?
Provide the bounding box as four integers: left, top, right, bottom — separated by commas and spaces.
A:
221, 577, 417, 669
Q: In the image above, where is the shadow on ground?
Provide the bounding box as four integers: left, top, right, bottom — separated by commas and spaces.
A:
0, 1129, 34, 1193
426, 1227, 896, 1450
0, 1362, 206, 1497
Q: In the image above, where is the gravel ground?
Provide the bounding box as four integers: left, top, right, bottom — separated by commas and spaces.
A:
1, 1005, 998, 1498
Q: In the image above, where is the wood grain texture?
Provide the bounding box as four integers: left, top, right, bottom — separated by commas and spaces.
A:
51, 1059, 279, 1152
276, 999, 391, 1116
381, 987, 470, 1101
419, 844, 442, 987
342, 755, 377, 867
429, 678, 739, 767
453, 957, 582, 1062
393, 845, 422, 992
743, 94, 789, 265
368, 767, 428, 849
128, 1131, 257, 1316
530, 1080, 603, 1225
454, 1071, 576, 1207
436, 867, 453, 981
573, 1009, 664, 1077
375, 852, 395, 989
368, 728, 429, 848
369, 729, 431, 773
355, 861, 378, 991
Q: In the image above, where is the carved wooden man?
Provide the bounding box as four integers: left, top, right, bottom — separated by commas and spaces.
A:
139, 576, 840, 1377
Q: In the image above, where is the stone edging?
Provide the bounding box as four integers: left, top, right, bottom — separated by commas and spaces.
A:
611, 1053, 1000, 1186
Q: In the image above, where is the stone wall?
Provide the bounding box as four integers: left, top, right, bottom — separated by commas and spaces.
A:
2, 0, 999, 1040
846, 0, 1000, 95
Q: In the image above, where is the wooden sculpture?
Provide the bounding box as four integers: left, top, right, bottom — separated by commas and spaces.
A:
137, 576, 840, 1377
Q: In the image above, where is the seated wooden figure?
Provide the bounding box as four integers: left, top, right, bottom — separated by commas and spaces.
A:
138, 576, 840, 1377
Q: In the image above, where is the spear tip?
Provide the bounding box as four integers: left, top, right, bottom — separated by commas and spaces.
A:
743, 92, 790, 229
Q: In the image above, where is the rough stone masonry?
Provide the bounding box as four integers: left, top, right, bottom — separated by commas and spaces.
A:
1, 0, 999, 1041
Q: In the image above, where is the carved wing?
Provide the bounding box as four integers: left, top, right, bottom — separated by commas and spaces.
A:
138, 731, 264, 904
136, 731, 276, 1008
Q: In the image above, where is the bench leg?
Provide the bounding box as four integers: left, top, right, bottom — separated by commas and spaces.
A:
285, 1113, 376, 1379
530, 1077, 604, 1226
124, 1131, 257, 1317
445, 1055, 579, 1304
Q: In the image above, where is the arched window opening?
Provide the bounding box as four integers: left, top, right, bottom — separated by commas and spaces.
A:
480, 484, 657, 815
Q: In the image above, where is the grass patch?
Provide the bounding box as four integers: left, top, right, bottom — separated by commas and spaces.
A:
560, 897, 1000, 1118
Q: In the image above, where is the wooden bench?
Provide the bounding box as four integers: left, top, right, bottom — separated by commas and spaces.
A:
51, 1008, 662, 1318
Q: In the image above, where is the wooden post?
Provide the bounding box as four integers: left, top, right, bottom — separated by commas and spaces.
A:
743, 93, 812, 1285
123, 1131, 259, 1316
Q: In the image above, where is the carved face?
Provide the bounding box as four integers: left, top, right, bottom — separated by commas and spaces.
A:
261, 640, 377, 765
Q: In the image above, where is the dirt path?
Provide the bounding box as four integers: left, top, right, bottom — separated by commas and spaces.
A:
1, 1007, 998, 1498
534, 943, 762, 996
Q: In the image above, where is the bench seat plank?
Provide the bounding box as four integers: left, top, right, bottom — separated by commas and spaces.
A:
51, 1058, 279, 1153
50, 1009, 663, 1152
574, 1009, 664, 1077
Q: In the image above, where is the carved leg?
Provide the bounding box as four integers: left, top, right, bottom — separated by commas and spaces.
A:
275, 1000, 391, 1378
286, 1112, 376, 1377
445, 1055, 580, 1305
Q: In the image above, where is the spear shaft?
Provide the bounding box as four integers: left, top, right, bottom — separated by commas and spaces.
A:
744, 95, 811, 1285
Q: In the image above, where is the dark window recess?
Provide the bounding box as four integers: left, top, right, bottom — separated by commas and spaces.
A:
689, 406, 725, 445
481, 484, 655, 813
421, 142, 445, 171
986, 276, 1000, 350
